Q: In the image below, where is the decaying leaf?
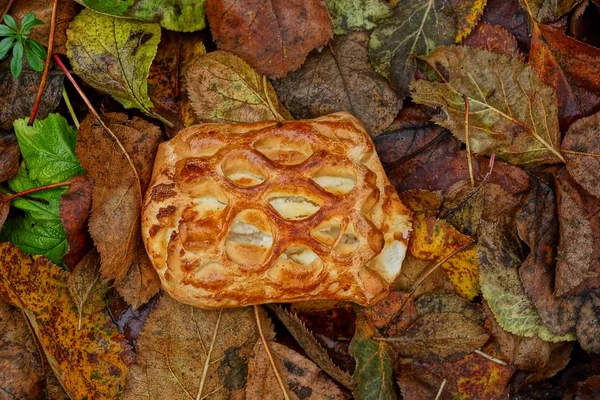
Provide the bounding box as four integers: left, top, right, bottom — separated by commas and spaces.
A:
67, 249, 107, 331
521, 0, 581, 23
451, 0, 488, 41
325, 0, 392, 34
186, 50, 292, 123
0, 299, 44, 399
273, 32, 401, 135
66, 10, 166, 123
562, 110, 600, 199
0, 243, 130, 399
0, 131, 19, 182
123, 295, 260, 399
206, 0, 333, 78
349, 313, 397, 400
246, 341, 345, 400
368, 0, 456, 98
464, 22, 522, 59
411, 45, 564, 167
478, 221, 575, 342
60, 174, 93, 268
382, 312, 488, 361
415, 293, 485, 325
115, 243, 161, 310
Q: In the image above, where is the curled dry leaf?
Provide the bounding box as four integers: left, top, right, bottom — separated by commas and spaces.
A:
562, 110, 600, 199
382, 312, 488, 362
0, 299, 44, 399
66, 10, 166, 123
368, 0, 456, 98
325, 0, 392, 34
60, 174, 93, 268
206, 0, 333, 78
246, 341, 345, 400
411, 45, 564, 167
123, 295, 261, 399
0, 243, 130, 399
186, 50, 292, 123
273, 32, 401, 136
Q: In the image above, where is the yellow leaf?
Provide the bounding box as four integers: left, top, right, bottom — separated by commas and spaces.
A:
0, 243, 130, 400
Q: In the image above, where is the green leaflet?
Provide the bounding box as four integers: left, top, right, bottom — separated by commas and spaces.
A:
349, 314, 397, 400
478, 221, 575, 342
66, 10, 164, 122
325, 0, 392, 34
75, 0, 206, 32
8, 166, 65, 221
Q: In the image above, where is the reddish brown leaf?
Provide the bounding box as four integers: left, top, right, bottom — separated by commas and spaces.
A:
0, 131, 19, 182
60, 174, 93, 269
576, 375, 600, 400
206, 0, 333, 78
464, 22, 523, 59
481, 0, 530, 50
362, 291, 417, 333
0, 193, 9, 232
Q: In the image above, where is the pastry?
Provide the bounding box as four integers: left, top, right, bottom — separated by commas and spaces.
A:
141, 112, 411, 308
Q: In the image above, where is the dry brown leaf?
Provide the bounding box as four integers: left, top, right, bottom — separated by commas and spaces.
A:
60, 174, 93, 268
115, 243, 161, 310
67, 249, 106, 331
123, 295, 262, 399
0, 131, 19, 182
464, 22, 523, 59
246, 341, 345, 400
273, 32, 401, 135
205, 0, 333, 78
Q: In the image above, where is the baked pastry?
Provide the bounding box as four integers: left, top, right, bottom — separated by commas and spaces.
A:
141, 112, 411, 309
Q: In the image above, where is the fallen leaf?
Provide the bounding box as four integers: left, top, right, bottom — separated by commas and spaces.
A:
349, 313, 397, 400
478, 220, 576, 342
415, 293, 485, 325
0, 299, 44, 399
522, 0, 581, 23
60, 174, 93, 268
76, 113, 161, 284
0, 194, 8, 232
66, 10, 167, 123
11, 0, 80, 54
67, 249, 106, 330
186, 50, 292, 123
576, 375, 600, 400
246, 341, 345, 400
266, 305, 353, 389
273, 32, 401, 135
0, 66, 64, 130
411, 45, 564, 167
205, 0, 333, 78
123, 295, 260, 399
115, 242, 161, 309
0, 131, 20, 182
382, 312, 488, 361
562, 110, 600, 199
368, 0, 456, 98
482, 0, 530, 50
451, 0, 487, 41
325, 0, 392, 34
361, 290, 418, 332
0, 243, 130, 399
73, 0, 207, 31
464, 22, 523, 59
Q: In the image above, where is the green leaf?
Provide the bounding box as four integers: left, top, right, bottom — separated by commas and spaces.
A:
477, 221, 575, 342
24, 47, 44, 71
349, 313, 397, 400
326, 0, 392, 34
10, 46, 22, 77
75, 0, 206, 32
20, 12, 36, 29
0, 216, 68, 266
410, 45, 564, 167
13, 114, 83, 185
0, 25, 15, 36
27, 39, 46, 59
3, 15, 18, 31
8, 165, 65, 221
66, 9, 161, 118
0, 37, 14, 59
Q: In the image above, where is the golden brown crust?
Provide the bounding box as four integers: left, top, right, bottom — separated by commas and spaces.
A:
141, 112, 411, 309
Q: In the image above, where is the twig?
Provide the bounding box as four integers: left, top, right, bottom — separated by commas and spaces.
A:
262, 74, 283, 122
28, 0, 59, 125
0, 0, 15, 22
463, 95, 475, 187
474, 349, 508, 366
6, 180, 71, 201
62, 86, 79, 128
434, 379, 446, 400
254, 305, 290, 400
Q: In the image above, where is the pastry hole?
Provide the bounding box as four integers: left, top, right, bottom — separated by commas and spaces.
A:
334, 226, 360, 256
311, 167, 357, 195
253, 132, 313, 165
221, 152, 268, 187
310, 216, 342, 246
280, 247, 321, 266
225, 210, 274, 267
267, 194, 321, 220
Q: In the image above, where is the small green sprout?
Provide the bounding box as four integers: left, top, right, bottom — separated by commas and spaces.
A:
0, 12, 46, 78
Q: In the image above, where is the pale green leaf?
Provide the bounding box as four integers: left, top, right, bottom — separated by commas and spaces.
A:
326, 0, 392, 34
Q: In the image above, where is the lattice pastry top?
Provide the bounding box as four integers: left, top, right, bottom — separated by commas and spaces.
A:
142, 112, 411, 309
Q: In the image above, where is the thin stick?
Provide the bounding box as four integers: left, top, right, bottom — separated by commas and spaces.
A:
463, 95, 475, 187
434, 379, 446, 400
0, 0, 15, 22
474, 349, 508, 366
62, 86, 79, 128
6, 180, 71, 201
263, 74, 283, 122
28, 0, 59, 125
254, 305, 290, 400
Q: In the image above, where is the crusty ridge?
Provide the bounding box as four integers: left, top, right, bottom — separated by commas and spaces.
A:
141, 112, 411, 309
